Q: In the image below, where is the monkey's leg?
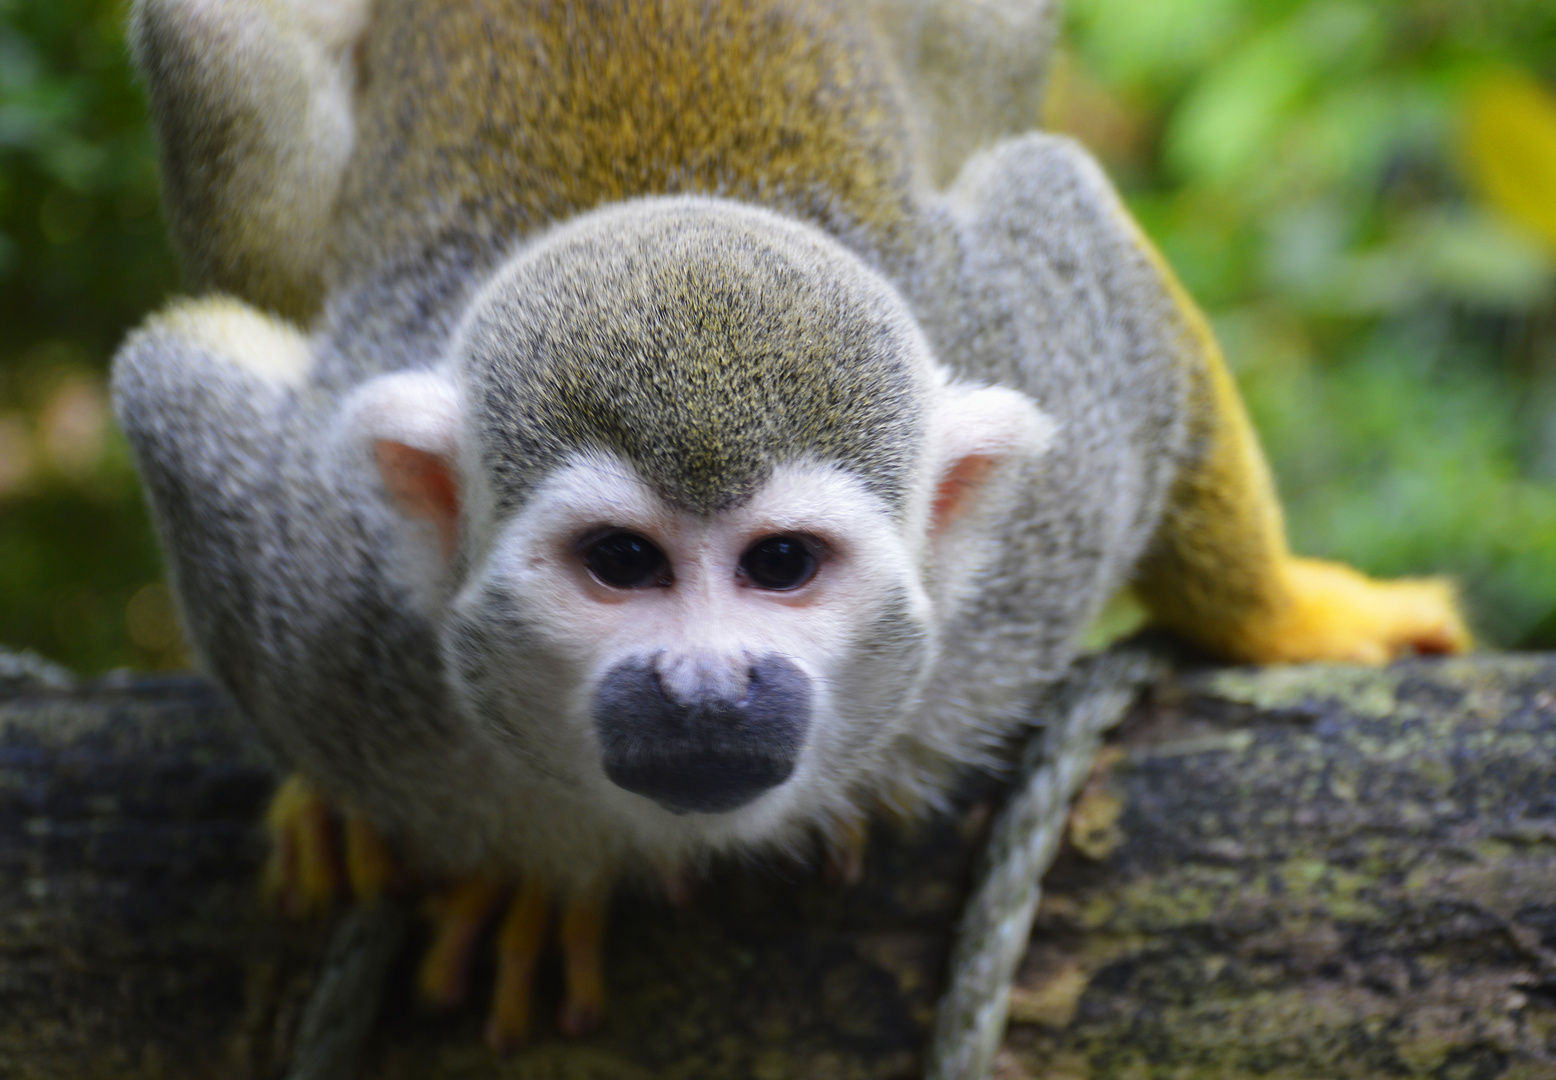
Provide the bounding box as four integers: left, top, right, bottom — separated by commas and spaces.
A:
1133, 290, 1470, 664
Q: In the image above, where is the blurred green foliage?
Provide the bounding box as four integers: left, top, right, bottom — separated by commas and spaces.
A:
0, 0, 179, 672
0, 0, 1553, 673
1060, 0, 1556, 646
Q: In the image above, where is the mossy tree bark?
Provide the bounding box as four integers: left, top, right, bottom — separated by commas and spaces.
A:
1004, 657, 1556, 1080
2, 655, 1554, 1079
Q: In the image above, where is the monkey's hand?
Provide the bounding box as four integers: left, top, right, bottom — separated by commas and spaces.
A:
404, 820, 868, 1050
418, 876, 607, 1051
1234, 557, 1471, 665
264, 773, 402, 915
265, 777, 606, 1050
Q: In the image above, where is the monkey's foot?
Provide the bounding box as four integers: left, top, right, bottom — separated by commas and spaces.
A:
264, 773, 400, 915
1238, 557, 1471, 664
419, 875, 607, 1052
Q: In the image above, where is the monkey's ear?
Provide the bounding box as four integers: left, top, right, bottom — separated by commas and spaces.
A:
375, 441, 460, 560
340, 371, 464, 560
927, 384, 1056, 535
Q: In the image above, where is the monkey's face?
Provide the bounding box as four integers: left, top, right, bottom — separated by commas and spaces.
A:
443, 452, 932, 824
340, 197, 1057, 846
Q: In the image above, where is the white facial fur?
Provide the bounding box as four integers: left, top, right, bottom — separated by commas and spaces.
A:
438, 452, 935, 855
488, 454, 921, 684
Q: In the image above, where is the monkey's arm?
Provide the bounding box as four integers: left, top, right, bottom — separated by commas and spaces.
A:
114, 297, 423, 896
112, 297, 318, 692
945, 134, 1468, 663
114, 299, 607, 1048
128, 0, 368, 321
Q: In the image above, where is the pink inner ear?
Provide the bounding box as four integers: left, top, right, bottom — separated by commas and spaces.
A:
930, 453, 998, 535
375, 440, 460, 560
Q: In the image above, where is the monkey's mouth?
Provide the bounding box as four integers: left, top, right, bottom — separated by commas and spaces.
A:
602, 749, 798, 814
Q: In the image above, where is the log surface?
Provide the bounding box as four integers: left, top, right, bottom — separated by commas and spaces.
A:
2, 655, 1554, 1079
1005, 656, 1556, 1080
0, 672, 324, 1080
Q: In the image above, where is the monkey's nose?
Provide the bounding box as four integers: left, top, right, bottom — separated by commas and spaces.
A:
593, 654, 812, 814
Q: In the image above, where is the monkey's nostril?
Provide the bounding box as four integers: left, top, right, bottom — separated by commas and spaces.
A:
736, 664, 762, 707
647, 666, 671, 703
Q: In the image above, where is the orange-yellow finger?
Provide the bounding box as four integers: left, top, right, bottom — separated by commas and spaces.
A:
294, 790, 341, 911
825, 817, 868, 886
343, 811, 400, 900
557, 890, 608, 1037
485, 879, 551, 1053
264, 774, 341, 916
418, 875, 504, 1009
263, 790, 300, 913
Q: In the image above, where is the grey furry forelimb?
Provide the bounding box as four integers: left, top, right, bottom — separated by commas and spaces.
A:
924, 645, 1170, 1080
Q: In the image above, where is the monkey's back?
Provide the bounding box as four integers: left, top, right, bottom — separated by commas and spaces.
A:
332, 0, 917, 287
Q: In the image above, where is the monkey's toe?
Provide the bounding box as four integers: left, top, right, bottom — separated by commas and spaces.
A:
659, 865, 701, 907
344, 810, 401, 899
265, 774, 342, 916
485, 879, 550, 1051
824, 817, 869, 886
419, 875, 504, 1009
1243, 557, 1472, 664
557, 996, 604, 1040
557, 892, 607, 1038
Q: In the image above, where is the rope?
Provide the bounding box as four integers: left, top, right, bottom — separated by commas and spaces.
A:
924, 646, 1168, 1080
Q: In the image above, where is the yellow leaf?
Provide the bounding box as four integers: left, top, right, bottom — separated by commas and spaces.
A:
1461, 70, 1556, 253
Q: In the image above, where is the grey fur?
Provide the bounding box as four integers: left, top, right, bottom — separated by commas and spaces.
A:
113, 0, 1196, 889
459, 203, 930, 517
866, 0, 1059, 187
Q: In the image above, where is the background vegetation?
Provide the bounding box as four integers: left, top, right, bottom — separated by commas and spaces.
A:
0, 0, 1552, 673
1058, 0, 1556, 647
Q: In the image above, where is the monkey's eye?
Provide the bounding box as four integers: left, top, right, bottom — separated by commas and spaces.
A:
739, 535, 819, 591
581, 531, 671, 589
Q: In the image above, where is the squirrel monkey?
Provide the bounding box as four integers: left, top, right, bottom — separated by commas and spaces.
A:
113, 0, 1468, 1050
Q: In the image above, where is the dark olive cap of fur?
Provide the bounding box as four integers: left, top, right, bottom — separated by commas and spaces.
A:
460, 199, 931, 516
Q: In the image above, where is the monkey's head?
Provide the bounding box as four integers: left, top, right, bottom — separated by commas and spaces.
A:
341, 198, 1053, 846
